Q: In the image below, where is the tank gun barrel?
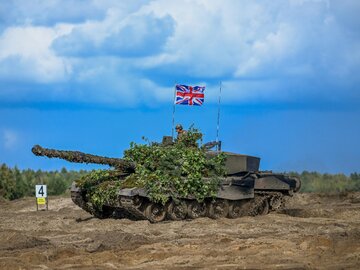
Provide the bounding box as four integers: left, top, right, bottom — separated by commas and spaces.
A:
32, 145, 135, 172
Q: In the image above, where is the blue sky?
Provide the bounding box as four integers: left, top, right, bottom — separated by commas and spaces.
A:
0, 0, 359, 173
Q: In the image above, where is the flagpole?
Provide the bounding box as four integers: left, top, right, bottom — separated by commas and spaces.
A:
171, 84, 177, 140
216, 81, 222, 151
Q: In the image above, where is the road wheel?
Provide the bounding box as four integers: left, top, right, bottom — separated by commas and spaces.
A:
187, 201, 207, 219
167, 200, 187, 220
228, 200, 250, 218
269, 195, 282, 210
208, 199, 229, 219
144, 203, 167, 223
256, 198, 269, 216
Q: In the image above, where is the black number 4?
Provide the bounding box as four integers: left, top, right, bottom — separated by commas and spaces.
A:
38, 186, 44, 196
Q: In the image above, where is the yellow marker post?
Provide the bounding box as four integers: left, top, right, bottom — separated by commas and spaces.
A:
37, 197, 46, 205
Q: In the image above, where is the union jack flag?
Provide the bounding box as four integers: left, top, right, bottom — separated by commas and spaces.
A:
175, 84, 205, 106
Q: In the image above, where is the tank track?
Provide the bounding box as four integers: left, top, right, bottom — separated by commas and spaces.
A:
71, 185, 290, 223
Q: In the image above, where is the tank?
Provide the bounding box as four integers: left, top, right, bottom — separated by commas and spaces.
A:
32, 139, 300, 223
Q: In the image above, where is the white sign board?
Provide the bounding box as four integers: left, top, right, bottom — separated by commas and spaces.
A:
35, 185, 47, 198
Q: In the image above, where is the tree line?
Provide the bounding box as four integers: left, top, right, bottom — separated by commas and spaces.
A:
289, 171, 360, 193
0, 163, 359, 200
0, 163, 88, 200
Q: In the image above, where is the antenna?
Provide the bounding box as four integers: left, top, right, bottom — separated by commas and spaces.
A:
216, 81, 222, 151
171, 83, 177, 140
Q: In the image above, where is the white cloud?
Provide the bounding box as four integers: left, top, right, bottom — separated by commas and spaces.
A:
70, 63, 173, 106
0, 0, 359, 106
0, 0, 150, 27
0, 24, 73, 83
52, 11, 175, 57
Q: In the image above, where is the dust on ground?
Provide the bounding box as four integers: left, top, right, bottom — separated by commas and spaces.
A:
0, 193, 359, 269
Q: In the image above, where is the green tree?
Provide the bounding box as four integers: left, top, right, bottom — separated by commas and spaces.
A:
48, 172, 68, 195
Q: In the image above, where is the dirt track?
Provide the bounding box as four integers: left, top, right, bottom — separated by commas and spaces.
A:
0, 193, 359, 269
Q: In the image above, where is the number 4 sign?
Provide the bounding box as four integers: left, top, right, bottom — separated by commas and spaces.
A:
36, 185, 47, 198
35, 185, 48, 210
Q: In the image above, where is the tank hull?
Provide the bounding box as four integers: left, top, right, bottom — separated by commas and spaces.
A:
71, 172, 300, 222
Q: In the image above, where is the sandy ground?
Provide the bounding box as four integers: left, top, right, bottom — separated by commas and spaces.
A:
0, 193, 359, 270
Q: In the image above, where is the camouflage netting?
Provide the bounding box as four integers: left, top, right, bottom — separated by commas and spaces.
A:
75, 127, 227, 208
32, 145, 135, 172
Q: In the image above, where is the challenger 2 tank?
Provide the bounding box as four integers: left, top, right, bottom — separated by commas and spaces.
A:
32, 138, 300, 223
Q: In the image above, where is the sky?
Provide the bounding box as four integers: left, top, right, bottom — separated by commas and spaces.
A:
0, 0, 359, 174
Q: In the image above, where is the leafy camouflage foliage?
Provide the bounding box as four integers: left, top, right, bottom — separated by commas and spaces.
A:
75, 170, 129, 211
76, 170, 124, 190
123, 127, 226, 204
76, 127, 227, 207
86, 180, 122, 210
